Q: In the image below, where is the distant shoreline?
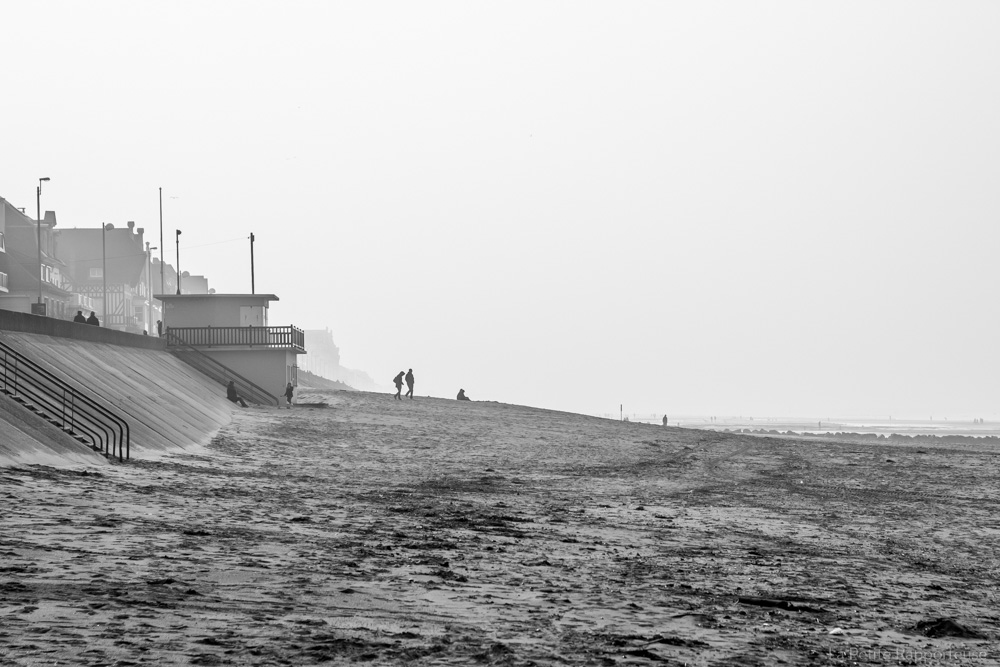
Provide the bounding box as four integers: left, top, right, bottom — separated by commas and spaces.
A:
599, 414, 999, 439
712, 428, 1000, 444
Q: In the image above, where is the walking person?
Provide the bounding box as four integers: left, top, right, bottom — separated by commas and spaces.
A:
393, 371, 405, 400
73, 310, 87, 323
86, 311, 100, 326
404, 368, 414, 399
284, 382, 294, 408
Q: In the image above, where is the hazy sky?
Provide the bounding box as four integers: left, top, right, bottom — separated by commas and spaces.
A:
3, 1, 998, 419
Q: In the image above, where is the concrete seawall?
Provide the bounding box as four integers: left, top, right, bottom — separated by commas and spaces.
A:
0, 322, 233, 467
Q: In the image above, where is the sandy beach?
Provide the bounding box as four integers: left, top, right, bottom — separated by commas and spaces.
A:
2, 390, 998, 665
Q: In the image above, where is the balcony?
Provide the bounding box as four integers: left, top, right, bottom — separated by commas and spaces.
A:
165, 325, 305, 352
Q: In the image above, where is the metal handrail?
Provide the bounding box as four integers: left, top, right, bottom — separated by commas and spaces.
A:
165, 325, 305, 351
0, 339, 130, 460
163, 331, 280, 407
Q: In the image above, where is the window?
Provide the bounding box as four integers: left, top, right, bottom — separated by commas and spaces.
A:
0, 271, 7, 291
90, 267, 103, 278
0, 231, 5, 251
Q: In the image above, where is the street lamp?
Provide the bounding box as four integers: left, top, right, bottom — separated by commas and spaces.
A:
175, 229, 182, 294
102, 223, 110, 325
36, 177, 50, 315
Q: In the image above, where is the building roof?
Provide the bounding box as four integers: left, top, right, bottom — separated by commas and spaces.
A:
55, 227, 147, 286
155, 293, 279, 301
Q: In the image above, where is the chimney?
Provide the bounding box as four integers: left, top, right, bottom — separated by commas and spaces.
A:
43, 211, 57, 227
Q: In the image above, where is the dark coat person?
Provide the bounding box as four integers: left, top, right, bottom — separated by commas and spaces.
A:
404, 369, 414, 399
393, 371, 405, 400
226, 381, 248, 408
284, 382, 294, 408
86, 311, 100, 326
73, 310, 87, 323
457, 389, 470, 401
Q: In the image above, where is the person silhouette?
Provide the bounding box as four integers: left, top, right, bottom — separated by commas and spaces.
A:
86, 311, 100, 326
226, 381, 248, 408
457, 389, 470, 401
284, 382, 294, 408
73, 310, 87, 323
393, 371, 405, 400
404, 369, 414, 399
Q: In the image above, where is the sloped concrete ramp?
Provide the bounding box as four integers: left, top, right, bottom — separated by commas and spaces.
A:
0, 331, 233, 467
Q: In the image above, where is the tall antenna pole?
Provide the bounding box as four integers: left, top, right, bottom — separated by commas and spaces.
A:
250, 233, 255, 294
159, 188, 164, 295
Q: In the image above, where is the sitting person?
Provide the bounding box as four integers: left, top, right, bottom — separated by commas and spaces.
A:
226, 380, 248, 408
456, 388, 470, 401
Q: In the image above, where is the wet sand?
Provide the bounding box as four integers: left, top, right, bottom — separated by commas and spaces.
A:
2, 390, 998, 665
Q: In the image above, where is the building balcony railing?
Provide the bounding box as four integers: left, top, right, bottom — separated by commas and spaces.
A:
165, 325, 305, 352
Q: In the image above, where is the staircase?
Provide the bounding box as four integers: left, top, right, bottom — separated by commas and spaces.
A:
163, 332, 279, 407
0, 339, 130, 460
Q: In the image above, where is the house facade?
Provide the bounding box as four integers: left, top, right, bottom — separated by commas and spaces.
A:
55, 222, 157, 334
0, 198, 74, 318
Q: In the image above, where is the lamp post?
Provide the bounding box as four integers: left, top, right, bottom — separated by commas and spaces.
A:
159, 188, 165, 298
35, 177, 50, 315
101, 223, 109, 325
175, 229, 182, 294
250, 232, 255, 294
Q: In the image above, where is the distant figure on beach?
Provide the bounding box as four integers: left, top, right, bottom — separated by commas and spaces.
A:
405, 369, 414, 399
73, 310, 86, 323
457, 389, 470, 401
393, 371, 405, 400
284, 382, 294, 408
226, 381, 248, 408
662, 415, 668, 426
86, 311, 100, 326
